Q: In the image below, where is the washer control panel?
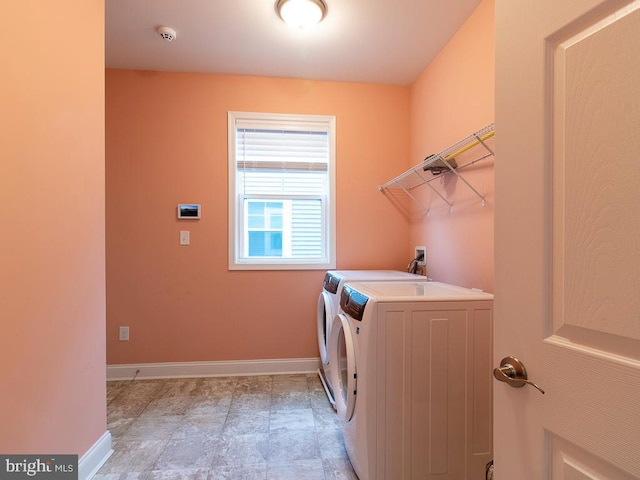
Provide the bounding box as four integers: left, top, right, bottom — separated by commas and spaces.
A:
323, 272, 340, 294
340, 284, 369, 321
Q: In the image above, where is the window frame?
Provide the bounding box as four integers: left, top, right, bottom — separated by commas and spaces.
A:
228, 111, 336, 271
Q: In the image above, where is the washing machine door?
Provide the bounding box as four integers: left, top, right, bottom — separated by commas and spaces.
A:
329, 313, 357, 421
316, 291, 333, 364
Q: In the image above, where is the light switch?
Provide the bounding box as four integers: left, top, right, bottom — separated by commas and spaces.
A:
180, 230, 190, 245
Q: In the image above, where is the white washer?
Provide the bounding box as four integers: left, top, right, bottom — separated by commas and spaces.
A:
317, 270, 427, 408
328, 281, 494, 480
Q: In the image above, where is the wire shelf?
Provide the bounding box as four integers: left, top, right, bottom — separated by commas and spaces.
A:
379, 123, 495, 214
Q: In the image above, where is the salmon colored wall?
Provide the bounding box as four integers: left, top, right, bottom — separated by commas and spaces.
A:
106, 71, 410, 364
0, 0, 105, 455
409, 0, 495, 292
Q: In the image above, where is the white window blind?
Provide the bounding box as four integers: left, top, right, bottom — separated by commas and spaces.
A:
228, 112, 336, 270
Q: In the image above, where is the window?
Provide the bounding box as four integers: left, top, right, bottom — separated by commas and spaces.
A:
228, 112, 336, 270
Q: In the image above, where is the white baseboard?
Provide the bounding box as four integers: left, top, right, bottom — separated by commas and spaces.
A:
107, 358, 321, 381
79, 431, 112, 480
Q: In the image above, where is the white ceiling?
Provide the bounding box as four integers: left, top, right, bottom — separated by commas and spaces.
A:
105, 0, 481, 86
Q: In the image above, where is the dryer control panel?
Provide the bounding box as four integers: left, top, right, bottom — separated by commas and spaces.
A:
340, 284, 369, 321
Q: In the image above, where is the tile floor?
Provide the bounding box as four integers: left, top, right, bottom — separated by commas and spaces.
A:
96, 374, 358, 480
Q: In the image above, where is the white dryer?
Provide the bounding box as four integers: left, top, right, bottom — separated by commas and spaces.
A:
317, 270, 427, 408
328, 281, 494, 480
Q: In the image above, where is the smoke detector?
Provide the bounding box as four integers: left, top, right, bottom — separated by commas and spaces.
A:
157, 26, 177, 42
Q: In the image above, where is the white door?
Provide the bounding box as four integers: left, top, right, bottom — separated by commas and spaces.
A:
495, 0, 640, 478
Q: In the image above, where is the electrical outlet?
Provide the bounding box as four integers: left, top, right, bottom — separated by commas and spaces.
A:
415, 246, 426, 266
119, 326, 130, 341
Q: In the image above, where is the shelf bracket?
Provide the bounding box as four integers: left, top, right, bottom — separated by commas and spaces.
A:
418, 172, 454, 213
476, 132, 494, 156
437, 152, 487, 207
396, 183, 429, 215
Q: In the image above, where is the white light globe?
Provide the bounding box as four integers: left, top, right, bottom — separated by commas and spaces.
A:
279, 0, 325, 30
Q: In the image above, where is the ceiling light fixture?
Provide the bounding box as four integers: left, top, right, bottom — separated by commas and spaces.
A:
276, 0, 328, 30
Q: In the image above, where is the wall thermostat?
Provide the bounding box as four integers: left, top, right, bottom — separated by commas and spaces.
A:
177, 204, 201, 219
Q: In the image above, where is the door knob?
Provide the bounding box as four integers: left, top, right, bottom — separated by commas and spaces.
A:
493, 356, 545, 394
